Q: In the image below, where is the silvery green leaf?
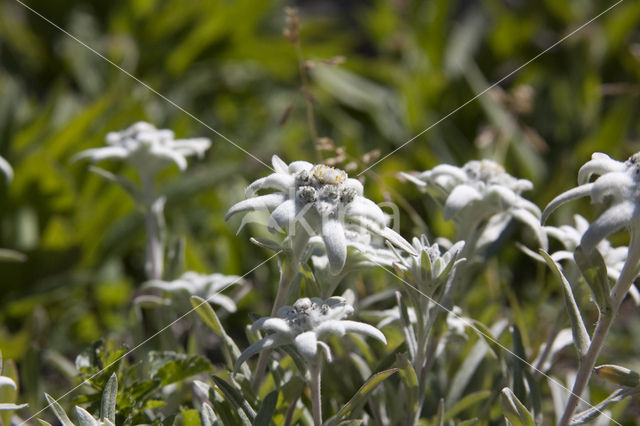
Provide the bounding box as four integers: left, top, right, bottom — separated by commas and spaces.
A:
539, 250, 590, 356
211, 376, 255, 425
100, 373, 117, 423
253, 390, 278, 426
201, 402, 219, 426
0, 403, 27, 411
542, 184, 594, 225
74, 406, 98, 426
395, 292, 417, 361
234, 335, 289, 373
574, 245, 612, 312
45, 393, 74, 426
500, 387, 535, 426
569, 388, 632, 425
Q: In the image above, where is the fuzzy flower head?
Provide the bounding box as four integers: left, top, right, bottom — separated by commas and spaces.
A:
401, 159, 545, 249
143, 272, 245, 313
73, 121, 210, 176
226, 155, 414, 274
543, 152, 640, 252
235, 297, 386, 369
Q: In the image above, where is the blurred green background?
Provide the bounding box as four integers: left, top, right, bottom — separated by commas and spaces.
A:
2, 0, 640, 420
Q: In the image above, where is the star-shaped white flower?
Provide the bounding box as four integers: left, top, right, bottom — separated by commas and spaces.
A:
235, 297, 386, 370
542, 152, 640, 251
72, 121, 210, 174
144, 271, 245, 312
401, 159, 546, 249
226, 155, 414, 274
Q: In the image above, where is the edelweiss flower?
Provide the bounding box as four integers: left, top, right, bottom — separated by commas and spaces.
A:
226, 155, 414, 274
72, 121, 210, 174
235, 297, 386, 369
542, 152, 640, 251
401, 160, 545, 249
144, 271, 245, 312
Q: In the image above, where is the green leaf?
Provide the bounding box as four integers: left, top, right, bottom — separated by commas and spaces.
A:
509, 325, 527, 404
447, 319, 508, 406
435, 398, 445, 426
180, 408, 201, 426
443, 391, 491, 421
539, 250, 590, 356
150, 353, 212, 386
211, 376, 255, 425
574, 245, 612, 312
595, 364, 640, 388
395, 353, 418, 415
253, 390, 278, 426
190, 296, 250, 376
44, 393, 74, 426
100, 373, 117, 423
328, 369, 398, 424
500, 387, 535, 426
395, 292, 417, 361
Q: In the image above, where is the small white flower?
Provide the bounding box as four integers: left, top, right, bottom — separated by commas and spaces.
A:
235, 297, 386, 369
72, 121, 210, 174
401, 159, 546, 249
144, 271, 245, 312
0, 156, 12, 183
226, 155, 414, 274
542, 152, 640, 251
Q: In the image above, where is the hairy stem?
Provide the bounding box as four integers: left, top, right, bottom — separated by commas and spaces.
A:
559, 231, 640, 425
309, 361, 323, 426
252, 257, 299, 391
142, 174, 165, 281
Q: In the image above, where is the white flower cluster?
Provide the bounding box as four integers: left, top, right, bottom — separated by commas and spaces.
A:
543, 152, 640, 251
402, 159, 545, 249
144, 271, 246, 313
226, 155, 413, 274
73, 121, 211, 175
236, 296, 386, 368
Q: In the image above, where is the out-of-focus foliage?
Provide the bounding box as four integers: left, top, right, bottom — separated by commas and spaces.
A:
2, 0, 640, 423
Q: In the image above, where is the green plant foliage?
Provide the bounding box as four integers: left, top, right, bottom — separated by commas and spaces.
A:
2, 0, 640, 424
